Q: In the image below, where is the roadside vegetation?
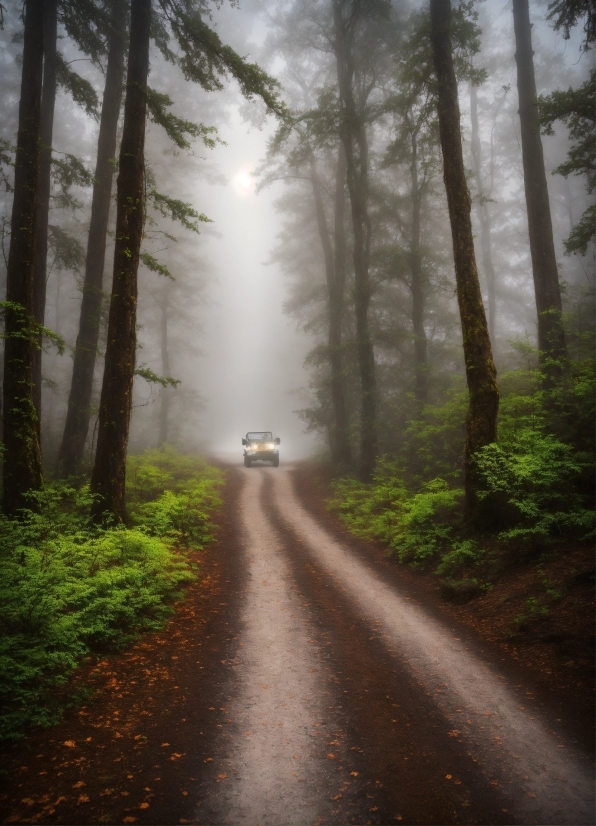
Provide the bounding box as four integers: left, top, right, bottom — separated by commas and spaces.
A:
0, 447, 223, 744
329, 352, 595, 600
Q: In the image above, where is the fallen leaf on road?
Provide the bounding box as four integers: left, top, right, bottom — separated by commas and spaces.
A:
170, 753, 183, 761
21, 799, 34, 806
448, 730, 460, 737
204, 757, 213, 762
73, 781, 86, 788
63, 740, 75, 748
161, 743, 170, 747
123, 817, 137, 823
350, 771, 358, 777
139, 802, 150, 809
182, 791, 188, 796
327, 754, 336, 759
77, 795, 90, 804
394, 816, 403, 822
217, 774, 227, 780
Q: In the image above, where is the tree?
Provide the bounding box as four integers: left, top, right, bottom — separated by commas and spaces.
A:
2, 0, 45, 514
539, 70, 595, 257
57, 0, 127, 477
310, 146, 352, 466
429, 0, 499, 515
512, 0, 568, 381
332, 0, 387, 480
90, 0, 151, 523
32, 0, 58, 426
469, 81, 497, 345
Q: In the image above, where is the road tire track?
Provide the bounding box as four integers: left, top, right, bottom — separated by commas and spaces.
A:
266, 466, 594, 825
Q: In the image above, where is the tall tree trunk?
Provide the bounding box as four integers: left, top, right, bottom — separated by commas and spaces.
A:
333, 0, 377, 481
310, 151, 351, 467
409, 129, 428, 405
57, 0, 127, 477
512, 0, 568, 380
2, 0, 45, 515
32, 0, 58, 433
469, 83, 497, 346
429, 0, 499, 516
90, 0, 150, 523
158, 281, 170, 447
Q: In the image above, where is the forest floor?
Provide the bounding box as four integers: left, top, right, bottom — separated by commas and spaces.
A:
0, 463, 593, 826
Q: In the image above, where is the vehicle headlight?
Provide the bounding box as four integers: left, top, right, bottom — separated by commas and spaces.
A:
266, 443, 275, 450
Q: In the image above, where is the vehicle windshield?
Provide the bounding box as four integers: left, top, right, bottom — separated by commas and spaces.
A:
247, 432, 272, 441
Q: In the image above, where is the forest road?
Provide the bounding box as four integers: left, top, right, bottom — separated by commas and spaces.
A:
199, 464, 594, 826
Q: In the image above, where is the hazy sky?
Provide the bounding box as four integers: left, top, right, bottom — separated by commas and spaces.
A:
193, 109, 319, 460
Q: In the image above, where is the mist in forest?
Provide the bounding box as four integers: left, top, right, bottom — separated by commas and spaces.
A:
0, 0, 593, 475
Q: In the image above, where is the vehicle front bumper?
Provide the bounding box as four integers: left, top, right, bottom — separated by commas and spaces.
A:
244, 449, 279, 460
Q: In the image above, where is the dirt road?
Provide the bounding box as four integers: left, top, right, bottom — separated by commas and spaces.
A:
1, 464, 594, 825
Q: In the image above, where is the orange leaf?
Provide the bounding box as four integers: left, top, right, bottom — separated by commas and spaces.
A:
63, 740, 75, 748
77, 794, 90, 804
350, 771, 359, 777
139, 802, 150, 809
73, 781, 86, 789
123, 818, 137, 823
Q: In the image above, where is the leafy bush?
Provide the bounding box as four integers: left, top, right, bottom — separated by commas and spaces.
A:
331, 462, 463, 566
0, 447, 223, 743
475, 428, 594, 544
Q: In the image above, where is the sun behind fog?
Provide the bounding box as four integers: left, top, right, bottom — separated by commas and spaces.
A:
232, 167, 255, 197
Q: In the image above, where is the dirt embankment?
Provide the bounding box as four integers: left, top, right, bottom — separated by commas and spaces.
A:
292, 463, 595, 746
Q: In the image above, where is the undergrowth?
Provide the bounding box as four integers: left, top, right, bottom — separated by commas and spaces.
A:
329, 363, 594, 590
0, 446, 223, 744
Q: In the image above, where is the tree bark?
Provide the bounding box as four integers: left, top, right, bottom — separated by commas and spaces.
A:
2, 0, 45, 514
90, 0, 150, 523
158, 281, 171, 447
32, 0, 58, 432
57, 0, 127, 477
409, 129, 428, 405
512, 0, 568, 380
310, 150, 352, 467
469, 83, 497, 346
429, 0, 499, 516
333, 0, 377, 481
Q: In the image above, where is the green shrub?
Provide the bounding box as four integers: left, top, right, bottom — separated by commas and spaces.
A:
0, 446, 223, 743
475, 428, 594, 544
331, 462, 464, 566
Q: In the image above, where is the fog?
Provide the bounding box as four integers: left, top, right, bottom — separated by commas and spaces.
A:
0, 0, 593, 471
194, 109, 319, 459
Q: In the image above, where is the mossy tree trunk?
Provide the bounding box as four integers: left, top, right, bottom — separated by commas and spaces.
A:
90, 0, 150, 523
333, 0, 377, 481
2, 0, 45, 515
429, 0, 499, 516
32, 0, 58, 431
310, 148, 352, 468
57, 0, 127, 477
512, 0, 568, 381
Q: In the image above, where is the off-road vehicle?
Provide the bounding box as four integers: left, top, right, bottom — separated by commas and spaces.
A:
242, 432, 280, 467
